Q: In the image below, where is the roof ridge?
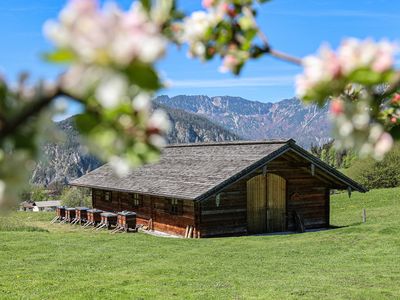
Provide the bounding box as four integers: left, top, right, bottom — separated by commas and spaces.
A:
166, 139, 295, 148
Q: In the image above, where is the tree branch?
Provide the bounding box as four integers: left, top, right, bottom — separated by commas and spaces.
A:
0, 89, 61, 138
377, 72, 400, 99
0, 87, 77, 139
267, 48, 303, 66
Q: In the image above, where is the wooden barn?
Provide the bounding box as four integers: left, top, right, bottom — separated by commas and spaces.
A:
70, 140, 366, 237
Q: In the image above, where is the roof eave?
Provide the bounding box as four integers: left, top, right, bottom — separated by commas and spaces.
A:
69, 181, 196, 201
194, 143, 292, 202
194, 141, 367, 202
288, 143, 368, 193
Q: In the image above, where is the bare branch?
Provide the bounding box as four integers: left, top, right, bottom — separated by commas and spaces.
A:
377, 72, 400, 98
267, 48, 303, 66
0, 87, 68, 139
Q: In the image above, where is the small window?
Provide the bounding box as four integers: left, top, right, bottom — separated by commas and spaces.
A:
131, 193, 142, 207
104, 191, 111, 202
216, 193, 221, 207
169, 198, 182, 215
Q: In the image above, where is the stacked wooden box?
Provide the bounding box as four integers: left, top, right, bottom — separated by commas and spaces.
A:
86, 209, 103, 225
117, 211, 137, 232
56, 206, 66, 221
64, 208, 76, 223
100, 212, 118, 229
74, 207, 89, 224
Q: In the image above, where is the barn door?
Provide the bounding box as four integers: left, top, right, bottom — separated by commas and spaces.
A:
246, 175, 267, 233
266, 173, 286, 233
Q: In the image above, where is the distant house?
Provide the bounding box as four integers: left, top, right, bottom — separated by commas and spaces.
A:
70, 140, 366, 237
20, 201, 35, 211
31, 200, 61, 212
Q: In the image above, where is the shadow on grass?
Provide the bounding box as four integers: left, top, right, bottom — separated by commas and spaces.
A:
329, 222, 363, 229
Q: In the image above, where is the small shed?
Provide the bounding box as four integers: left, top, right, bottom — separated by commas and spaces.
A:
70, 140, 366, 237
20, 201, 35, 211
32, 200, 61, 212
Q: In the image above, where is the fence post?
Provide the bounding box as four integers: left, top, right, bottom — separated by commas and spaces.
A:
362, 208, 366, 223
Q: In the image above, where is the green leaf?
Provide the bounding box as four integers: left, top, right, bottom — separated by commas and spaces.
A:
74, 113, 98, 134
43, 49, 75, 64
348, 69, 395, 85
125, 63, 161, 91
390, 126, 400, 140
140, 0, 151, 12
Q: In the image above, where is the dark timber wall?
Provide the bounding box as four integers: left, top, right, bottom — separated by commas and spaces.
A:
199, 179, 247, 237
92, 189, 195, 236
198, 151, 331, 237
267, 153, 330, 231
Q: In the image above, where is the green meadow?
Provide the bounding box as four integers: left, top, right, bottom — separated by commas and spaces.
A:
0, 187, 399, 299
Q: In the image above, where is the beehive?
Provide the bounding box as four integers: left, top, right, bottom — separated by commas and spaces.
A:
100, 212, 118, 229
87, 209, 103, 225
64, 208, 76, 223
117, 211, 137, 232
56, 206, 66, 221
75, 207, 89, 224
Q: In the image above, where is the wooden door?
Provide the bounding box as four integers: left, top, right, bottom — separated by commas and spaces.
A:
266, 173, 286, 232
246, 175, 267, 233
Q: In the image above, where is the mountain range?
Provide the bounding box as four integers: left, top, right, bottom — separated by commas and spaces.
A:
31, 95, 331, 186
156, 95, 331, 148
31, 103, 239, 186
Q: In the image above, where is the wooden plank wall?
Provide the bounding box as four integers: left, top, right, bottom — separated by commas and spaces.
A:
199, 152, 331, 236
286, 186, 329, 230
92, 189, 195, 236
199, 179, 247, 237
266, 154, 330, 231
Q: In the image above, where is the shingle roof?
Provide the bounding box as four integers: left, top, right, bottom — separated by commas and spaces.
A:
34, 200, 61, 207
70, 140, 291, 200
70, 139, 367, 200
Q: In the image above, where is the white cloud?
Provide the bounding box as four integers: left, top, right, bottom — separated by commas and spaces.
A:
169, 76, 295, 88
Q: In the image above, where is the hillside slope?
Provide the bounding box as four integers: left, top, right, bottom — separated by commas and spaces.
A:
31, 106, 239, 186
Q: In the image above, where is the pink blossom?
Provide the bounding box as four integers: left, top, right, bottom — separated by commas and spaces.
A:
392, 94, 400, 104
372, 41, 395, 72
45, 1, 166, 66
295, 45, 340, 97
202, 0, 215, 9
219, 54, 239, 73
374, 132, 393, 158
330, 99, 344, 116
219, 2, 230, 13
296, 38, 397, 99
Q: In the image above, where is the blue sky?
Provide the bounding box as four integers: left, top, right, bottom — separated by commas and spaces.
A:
0, 0, 400, 118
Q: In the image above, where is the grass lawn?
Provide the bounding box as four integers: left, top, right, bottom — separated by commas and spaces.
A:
1, 188, 400, 299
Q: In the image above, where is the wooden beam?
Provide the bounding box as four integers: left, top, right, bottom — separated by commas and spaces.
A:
201, 208, 246, 216
262, 166, 267, 176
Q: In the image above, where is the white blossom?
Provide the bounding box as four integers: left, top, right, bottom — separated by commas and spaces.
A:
149, 134, 167, 148
296, 39, 397, 98
109, 156, 130, 177
45, 0, 166, 67
148, 109, 171, 133
95, 74, 128, 108
219, 54, 240, 73
133, 93, 151, 111
374, 132, 393, 160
